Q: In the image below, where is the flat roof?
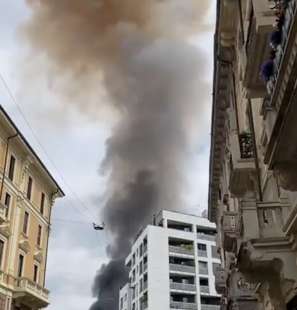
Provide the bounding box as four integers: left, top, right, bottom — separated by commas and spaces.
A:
0, 105, 65, 196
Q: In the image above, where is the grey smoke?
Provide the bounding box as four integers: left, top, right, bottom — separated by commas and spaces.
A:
23, 1, 211, 309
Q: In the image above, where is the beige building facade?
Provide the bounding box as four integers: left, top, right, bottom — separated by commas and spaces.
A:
209, 1, 297, 310
0, 106, 64, 309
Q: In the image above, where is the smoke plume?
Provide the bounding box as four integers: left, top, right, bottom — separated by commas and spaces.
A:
23, 1, 211, 309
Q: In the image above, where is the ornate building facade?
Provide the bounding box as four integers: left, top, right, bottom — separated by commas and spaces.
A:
208, 1, 297, 310
0, 106, 64, 309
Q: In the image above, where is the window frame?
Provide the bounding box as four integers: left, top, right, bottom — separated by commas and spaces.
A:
33, 264, 39, 283
18, 253, 25, 278
23, 211, 29, 236
26, 176, 33, 201
8, 155, 16, 182
37, 225, 42, 247
0, 238, 5, 270
40, 192, 45, 215
4, 192, 11, 218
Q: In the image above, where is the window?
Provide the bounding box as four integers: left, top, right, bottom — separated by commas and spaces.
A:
8, 155, 16, 182
199, 261, 208, 275
18, 254, 24, 278
26, 177, 33, 200
40, 193, 45, 215
23, 212, 29, 235
33, 264, 39, 283
4, 193, 11, 218
0, 240, 4, 267
37, 225, 42, 247
198, 244, 207, 251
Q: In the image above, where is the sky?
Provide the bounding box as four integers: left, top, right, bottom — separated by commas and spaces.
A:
0, 1, 216, 309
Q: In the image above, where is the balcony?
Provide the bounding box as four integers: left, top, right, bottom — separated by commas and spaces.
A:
170, 264, 196, 274
197, 233, 216, 242
170, 282, 196, 292
229, 133, 256, 197
262, 1, 297, 185
170, 301, 198, 310
214, 267, 227, 294
198, 250, 207, 258
222, 211, 241, 252
13, 278, 49, 308
201, 305, 220, 310
199, 266, 208, 276
200, 286, 210, 294
242, 2, 274, 98
169, 246, 194, 257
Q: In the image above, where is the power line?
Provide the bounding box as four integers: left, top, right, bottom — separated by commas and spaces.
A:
0, 72, 98, 222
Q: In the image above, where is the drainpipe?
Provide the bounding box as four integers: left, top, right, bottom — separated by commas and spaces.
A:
0, 133, 18, 202
43, 189, 59, 287
247, 99, 263, 201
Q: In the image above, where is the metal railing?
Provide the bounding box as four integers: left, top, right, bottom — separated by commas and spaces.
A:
170, 282, 196, 292
15, 278, 49, 301
169, 264, 195, 274
198, 250, 207, 257
201, 305, 220, 310
169, 246, 194, 256
200, 285, 210, 294
267, 0, 297, 105
199, 267, 208, 275
239, 133, 254, 159
197, 233, 216, 242
170, 301, 197, 309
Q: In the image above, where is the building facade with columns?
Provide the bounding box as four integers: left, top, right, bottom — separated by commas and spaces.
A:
209, 1, 297, 310
0, 106, 64, 309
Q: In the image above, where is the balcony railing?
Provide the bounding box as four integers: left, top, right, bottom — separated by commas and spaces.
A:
170, 264, 196, 274
200, 285, 210, 294
199, 267, 208, 275
239, 133, 254, 159
14, 278, 49, 307
169, 246, 194, 256
198, 250, 207, 257
201, 305, 220, 310
170, 282, 196, 292
197, 233, 216, 242
170, 301, 197, 310
266, 0, 297, 107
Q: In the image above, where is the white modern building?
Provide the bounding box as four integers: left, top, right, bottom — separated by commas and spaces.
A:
119, 210, 221, 310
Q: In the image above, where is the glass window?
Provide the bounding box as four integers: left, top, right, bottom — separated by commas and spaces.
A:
26, 177, 33, 200
40, 193, 45, 215
37, 225, 42, 247
18, 254, 24, 278
0, 240, 4, 267
23, 212, 29, 235
8, 155, 16, 182
4, 193, 11, 218
198, 244, 207, 251
33, 264, 39, 283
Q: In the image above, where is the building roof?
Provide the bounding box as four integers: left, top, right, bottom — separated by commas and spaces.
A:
0, 105, 65, 197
